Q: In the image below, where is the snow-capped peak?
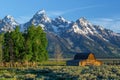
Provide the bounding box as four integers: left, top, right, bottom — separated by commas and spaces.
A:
69, 17, 99, 35
23, 9, 52, 31
54, 16, 71, 25
36, 9, 46, 15
32, 9, 51, 24
3, 15, 19, 26
76, 17, 92, 27
0, 15, 19, 32
57, 16, 66, 22
79, 17, 87, 21
5, 15, 14, 19
4, 15, 15, 22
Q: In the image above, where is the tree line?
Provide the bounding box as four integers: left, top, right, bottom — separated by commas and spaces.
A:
0, 25, 48, 62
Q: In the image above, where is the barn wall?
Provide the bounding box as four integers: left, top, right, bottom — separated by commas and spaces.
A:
66, 53, 103, 66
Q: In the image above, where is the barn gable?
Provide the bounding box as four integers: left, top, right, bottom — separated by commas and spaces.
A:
67, 52, 102, 66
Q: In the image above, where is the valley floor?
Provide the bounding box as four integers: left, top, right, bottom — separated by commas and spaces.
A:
0, 65, 120, 80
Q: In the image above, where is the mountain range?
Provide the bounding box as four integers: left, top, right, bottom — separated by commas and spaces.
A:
0, 9, 120, 58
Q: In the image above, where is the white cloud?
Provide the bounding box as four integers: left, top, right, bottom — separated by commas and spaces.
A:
63, 5, 101, 14
15, 16, 32, 24
96, 18, 114, 22
47, 5, 102, 17
47, 11, 64, 17
90, 18, 120, 33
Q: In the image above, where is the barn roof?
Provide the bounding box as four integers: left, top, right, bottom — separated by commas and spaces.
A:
74, 52, 94, 60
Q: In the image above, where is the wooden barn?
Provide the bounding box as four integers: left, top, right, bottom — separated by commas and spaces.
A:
67, 52, 102, 66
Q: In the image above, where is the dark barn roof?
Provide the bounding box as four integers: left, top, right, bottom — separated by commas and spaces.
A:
74, 53, 93, 60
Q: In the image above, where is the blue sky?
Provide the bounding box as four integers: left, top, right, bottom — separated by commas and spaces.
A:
0, 0, 120, 32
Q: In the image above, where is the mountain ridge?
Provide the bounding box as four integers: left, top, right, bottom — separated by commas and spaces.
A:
0, 9, 120, 57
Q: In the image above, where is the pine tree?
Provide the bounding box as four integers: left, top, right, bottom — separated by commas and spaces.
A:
10, 26, 25, 61
3, 25, 48, 62
3, 32, 13, 62
0, 33, 4, 62
3, 26, 25, 62
24, 25, 48, 62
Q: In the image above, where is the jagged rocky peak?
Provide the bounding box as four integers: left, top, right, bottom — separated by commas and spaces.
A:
33, 9, 51, 23
76, 17, 92, 27
3, 15, 15, 22
55, 16, 68, 23
76, 17, 88, 23
24, 9, 53, 31
70, 17, 98, 35
0, 15, 19, 33
53, 16, 71, 27
36, 9, 46, 15
4, 15, 14, 20
3, 15, 19, 25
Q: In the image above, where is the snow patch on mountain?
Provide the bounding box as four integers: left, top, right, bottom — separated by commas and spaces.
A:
36, 9, 46, 15
34, 9, 51, 23
3, 15, 19, 26
71, 17, 98, 35
0, 15, 19, 32
51, 16, 71, 33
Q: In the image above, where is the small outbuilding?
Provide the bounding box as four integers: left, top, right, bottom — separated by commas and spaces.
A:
67, 52, 102, 66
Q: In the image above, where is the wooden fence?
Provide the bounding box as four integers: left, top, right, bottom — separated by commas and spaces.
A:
98, 59, 120, 65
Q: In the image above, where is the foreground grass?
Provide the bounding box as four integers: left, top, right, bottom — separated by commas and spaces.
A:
0, 64, 120, 80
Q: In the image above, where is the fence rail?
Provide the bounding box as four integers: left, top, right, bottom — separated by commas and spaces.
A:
97, 59, 120, 65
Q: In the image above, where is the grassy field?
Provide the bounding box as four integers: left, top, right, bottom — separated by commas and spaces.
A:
0, 61, 120, 80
